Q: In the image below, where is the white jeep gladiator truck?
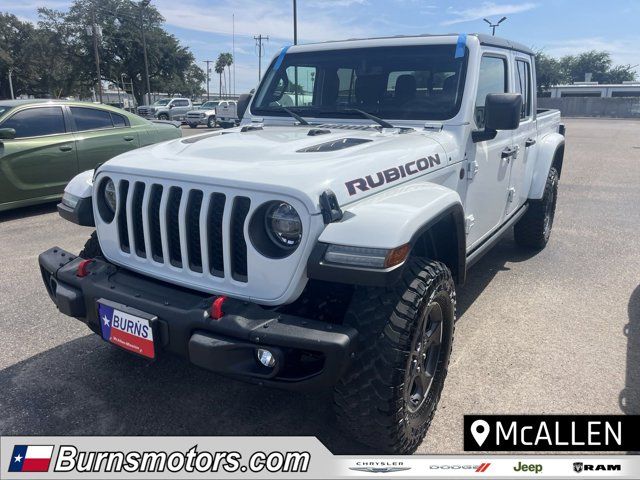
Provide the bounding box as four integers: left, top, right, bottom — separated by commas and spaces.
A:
39, 33, 565, 454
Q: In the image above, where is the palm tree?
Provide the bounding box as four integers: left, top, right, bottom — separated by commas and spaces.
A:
215, 56, 225, 98
222, 53, 233, 97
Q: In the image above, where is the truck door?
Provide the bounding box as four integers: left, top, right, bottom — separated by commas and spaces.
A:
170, 99, 190, 122
507, 55, 536, 215
464, 53, 515, 249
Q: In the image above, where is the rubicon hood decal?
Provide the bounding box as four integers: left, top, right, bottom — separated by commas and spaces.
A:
345, 154, 442, 196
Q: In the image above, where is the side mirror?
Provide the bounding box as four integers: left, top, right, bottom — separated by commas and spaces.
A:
472, 93, 522, 142
0, 128, 16, 140
168, 104, 175, 109
237, 93, 253, 120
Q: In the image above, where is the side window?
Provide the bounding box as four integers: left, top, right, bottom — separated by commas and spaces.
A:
111, 112, 128, 128
475, 56, 507, 128
515, 59, 532, 119
1, 107, 66, 138
175, 100, 189, 107
71, 107, 113, 131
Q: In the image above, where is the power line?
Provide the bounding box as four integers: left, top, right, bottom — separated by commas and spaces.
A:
254, 34, 269, 82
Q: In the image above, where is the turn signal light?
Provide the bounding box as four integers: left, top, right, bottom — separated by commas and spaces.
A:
76, 259, 94, 278
210, 296, 227, 320
384, 244, 411, 268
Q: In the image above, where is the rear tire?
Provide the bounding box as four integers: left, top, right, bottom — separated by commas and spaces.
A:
207, 116, 216, 128
514, 166, 559, 249
333, 258, 456, 454
79, 231, 103, 259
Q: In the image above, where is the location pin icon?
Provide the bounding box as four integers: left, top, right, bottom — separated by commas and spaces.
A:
471, 419, 490, 447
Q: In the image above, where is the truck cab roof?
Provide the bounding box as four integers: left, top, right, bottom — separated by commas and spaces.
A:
287, 33, 533, 56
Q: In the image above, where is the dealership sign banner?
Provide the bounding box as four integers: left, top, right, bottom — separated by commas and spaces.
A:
2, 436, 640, 479
463, 416, 640, 452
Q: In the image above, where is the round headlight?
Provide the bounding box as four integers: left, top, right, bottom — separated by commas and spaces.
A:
104, 179, 116, 213
265, 202, 302, 249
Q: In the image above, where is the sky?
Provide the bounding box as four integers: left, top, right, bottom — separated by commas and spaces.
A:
3, 0, 640, 93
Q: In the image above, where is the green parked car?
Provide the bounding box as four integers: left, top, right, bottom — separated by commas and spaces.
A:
0, 100, 182, 212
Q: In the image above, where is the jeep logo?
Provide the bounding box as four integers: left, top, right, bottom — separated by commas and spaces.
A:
345, 154, 442, 196
513, 462, 542, 474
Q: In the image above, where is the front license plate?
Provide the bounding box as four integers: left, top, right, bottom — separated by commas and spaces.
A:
98, 302, 156, 359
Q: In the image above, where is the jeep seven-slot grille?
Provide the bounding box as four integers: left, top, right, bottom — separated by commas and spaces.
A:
115, 180, 250, 282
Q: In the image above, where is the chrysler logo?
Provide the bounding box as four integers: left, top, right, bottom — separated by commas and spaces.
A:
349, 466, 412, 473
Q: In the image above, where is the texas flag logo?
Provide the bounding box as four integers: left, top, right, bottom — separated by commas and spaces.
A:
8, 445, 54, 472
99, 303, 155, 359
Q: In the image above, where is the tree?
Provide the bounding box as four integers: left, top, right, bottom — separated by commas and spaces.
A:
535, 49, 637, 94
221, 52, 233, 97
534, 51, 564, 94
215, 56, 225, 98
1, 1, 205, 101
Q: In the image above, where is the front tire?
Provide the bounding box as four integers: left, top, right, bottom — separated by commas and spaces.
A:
333, 258, 456, 454
188, 123, 198, 129
157, 113, 169, 121
79, 231, 103, 259
207, 116, 216, 128
514, 166, 559, 249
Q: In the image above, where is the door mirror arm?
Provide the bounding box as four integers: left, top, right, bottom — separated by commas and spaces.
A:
472, 128, 497, 143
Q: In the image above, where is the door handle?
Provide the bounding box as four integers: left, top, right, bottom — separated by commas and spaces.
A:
59, 145, 73, 152
123, 136, 135, 142
501, 146, 519, 160
525, 138, 536, 147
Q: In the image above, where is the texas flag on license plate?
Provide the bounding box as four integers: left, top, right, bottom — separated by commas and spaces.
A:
8, 445, 54, 472
99, 303, 155, 359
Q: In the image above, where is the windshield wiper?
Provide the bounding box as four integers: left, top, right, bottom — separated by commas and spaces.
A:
280, 106, 310, 125
348, 108, 395, 129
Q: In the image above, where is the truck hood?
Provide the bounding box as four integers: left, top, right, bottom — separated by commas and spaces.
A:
100, 125, 450, 214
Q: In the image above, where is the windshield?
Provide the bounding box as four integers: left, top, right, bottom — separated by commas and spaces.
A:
253, 44, 467, 121
153, 99, 171, 106
200, 101, 220, 109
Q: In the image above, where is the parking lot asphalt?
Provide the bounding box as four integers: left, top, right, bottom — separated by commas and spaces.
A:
0, 119, 638, 454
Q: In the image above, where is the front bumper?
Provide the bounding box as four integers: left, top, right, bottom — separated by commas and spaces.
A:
38, 247, 357, 390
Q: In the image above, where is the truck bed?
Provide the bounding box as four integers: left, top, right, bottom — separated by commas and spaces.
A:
537, 108, 562, 136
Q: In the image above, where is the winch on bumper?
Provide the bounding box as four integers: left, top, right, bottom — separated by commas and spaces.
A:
38, 247, 357, 390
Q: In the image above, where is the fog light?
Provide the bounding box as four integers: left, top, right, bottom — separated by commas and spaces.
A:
257, 348, 276, 368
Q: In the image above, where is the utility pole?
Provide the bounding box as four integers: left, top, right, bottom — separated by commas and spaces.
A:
483, 16, 507, 36
254, 34, 269, 81
203, 60, 213, 101
90, 10, 103, 103
8, 67, 15, 100
293, 0, 298, 45
140, 0, 152, 105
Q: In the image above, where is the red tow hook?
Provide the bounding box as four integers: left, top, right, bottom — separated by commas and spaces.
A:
76, 259, 94, 278
210, 296, 227, 320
